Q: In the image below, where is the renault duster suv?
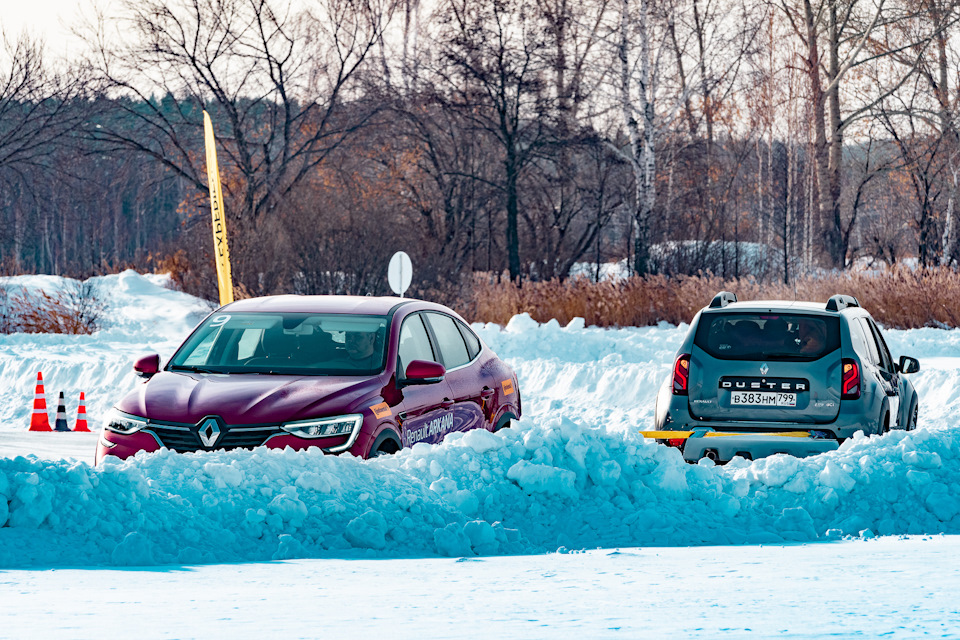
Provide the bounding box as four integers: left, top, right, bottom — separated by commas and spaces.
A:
653, 292, 920, 463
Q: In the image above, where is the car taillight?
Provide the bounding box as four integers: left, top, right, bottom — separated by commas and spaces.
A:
673, 353, 690, 395
841, 358, 860, 399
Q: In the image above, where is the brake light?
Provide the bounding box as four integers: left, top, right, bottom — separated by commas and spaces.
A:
841, 358, 860, 399
673, 353, 690, 395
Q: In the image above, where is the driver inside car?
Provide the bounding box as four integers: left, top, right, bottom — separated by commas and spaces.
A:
798, 319, 827, 354
344, 330, 378, 367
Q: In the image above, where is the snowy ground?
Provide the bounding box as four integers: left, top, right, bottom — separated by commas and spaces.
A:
2, 272, 960, 637
4, 537, 958, 639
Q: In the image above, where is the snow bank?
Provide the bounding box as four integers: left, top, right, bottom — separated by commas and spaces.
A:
2, 415, 960, 567
474, 315, 685, 428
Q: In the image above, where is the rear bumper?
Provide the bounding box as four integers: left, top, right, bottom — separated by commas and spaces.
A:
679, 431, 839, 463
655, 378, 874, 443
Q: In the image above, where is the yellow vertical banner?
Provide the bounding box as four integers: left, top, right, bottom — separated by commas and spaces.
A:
203, 110, 234, 306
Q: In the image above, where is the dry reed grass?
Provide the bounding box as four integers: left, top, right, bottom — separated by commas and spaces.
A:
459, 266, 960, 329
1, 282, 105, 335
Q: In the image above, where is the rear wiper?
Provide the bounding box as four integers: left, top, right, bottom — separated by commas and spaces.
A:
762, 352, 808, 359
169, 365, 220, 374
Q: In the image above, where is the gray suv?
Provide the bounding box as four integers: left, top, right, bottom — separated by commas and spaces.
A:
654, 292, 920, 463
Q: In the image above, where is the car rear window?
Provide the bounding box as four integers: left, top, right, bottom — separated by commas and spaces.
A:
694, 312, 841, 361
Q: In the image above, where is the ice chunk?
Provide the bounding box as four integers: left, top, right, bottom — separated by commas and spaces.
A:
506, 460, 577, 498
818, 461, 856, 493
344, 510, 388, 550
925, 485, 959, 522
505, 313, 538, 333
111, 531, 156, 566
463, 520, 499, 555
434, 522, 472, 557
272, 534, 306, 560
462, 429, 503, 453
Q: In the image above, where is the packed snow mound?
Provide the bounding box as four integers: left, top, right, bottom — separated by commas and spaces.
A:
2, 417, 960, 567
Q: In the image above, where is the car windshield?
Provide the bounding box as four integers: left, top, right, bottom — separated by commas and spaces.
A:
694, 312, 841, 361
168, 312, 389, 375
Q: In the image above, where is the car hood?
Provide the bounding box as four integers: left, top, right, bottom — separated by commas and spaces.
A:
116, 370, 385, 425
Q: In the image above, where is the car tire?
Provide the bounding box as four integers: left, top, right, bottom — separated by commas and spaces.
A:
494, 413, 515, 432
369, 429, 401, 458
881, 411, 890, 435
907, 399, 918, 431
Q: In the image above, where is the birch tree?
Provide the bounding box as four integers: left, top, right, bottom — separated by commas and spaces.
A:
613, 0, 662, 276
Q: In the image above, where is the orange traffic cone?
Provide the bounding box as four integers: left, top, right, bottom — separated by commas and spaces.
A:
29, 372, 51, 432
74, 392, 90, 432
54, 391, 70, 432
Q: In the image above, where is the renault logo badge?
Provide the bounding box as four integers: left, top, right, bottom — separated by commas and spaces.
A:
760, 363, 769, 376
198, 417, 222, 447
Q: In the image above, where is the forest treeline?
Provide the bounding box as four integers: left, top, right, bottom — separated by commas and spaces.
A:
3, 0, 960, 303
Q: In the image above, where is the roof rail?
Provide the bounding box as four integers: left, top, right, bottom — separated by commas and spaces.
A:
825, 294, 860, 312
709, 291, 738, 309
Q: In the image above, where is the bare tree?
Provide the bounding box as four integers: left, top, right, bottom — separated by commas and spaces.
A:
84, 0, 394, 288
384, 98, 501, 277
1, 33, 91, 271
432, 0, 552, 281
776, 0, 954, 267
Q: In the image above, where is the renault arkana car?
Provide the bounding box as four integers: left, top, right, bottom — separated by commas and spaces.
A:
654, 292, 919, 463
96, 296, 521, 464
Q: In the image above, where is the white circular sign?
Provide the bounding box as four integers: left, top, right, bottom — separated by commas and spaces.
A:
388, 251, 413, 297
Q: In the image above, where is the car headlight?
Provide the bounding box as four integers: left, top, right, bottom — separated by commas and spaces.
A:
103, 408, 148, 435
281, 414, 363, 439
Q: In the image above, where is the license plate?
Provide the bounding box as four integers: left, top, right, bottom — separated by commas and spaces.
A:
730, 391, 797, 407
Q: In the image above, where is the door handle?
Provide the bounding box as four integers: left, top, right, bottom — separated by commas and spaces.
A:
480, 387, 495, 399
440, 398, 454, 410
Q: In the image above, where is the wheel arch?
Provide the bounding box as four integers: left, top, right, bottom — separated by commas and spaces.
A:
366, 423, 402, 457
494, 408, 518, 432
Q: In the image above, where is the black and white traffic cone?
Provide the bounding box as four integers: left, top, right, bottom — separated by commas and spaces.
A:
53, 391, 70, 432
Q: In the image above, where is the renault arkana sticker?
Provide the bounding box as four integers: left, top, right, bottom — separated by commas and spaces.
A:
370, 402, 392, 419
405, 412, 455, 446
501, 379, 515, 395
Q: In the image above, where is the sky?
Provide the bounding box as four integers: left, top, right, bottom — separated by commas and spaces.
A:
2, 0, 111, 58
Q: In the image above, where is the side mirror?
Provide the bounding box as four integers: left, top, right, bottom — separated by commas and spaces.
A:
403, 359, 445, 385
134, 353, 160, 379
898, 355, 920, 375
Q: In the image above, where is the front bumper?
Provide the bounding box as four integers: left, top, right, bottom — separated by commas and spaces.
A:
95, 427, 358, 465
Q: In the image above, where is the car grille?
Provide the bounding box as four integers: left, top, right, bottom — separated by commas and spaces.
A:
145, 424, 280, 453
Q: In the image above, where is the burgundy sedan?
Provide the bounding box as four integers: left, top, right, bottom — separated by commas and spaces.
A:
96, 296, 521, 464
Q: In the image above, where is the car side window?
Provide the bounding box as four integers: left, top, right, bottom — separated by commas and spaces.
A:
456, 319, 482, 360
847, 319, 872, 362
425, 313, 471, 369
856, 318, 881, 367
867, 318, 895, 372
398, 314, 435, 374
